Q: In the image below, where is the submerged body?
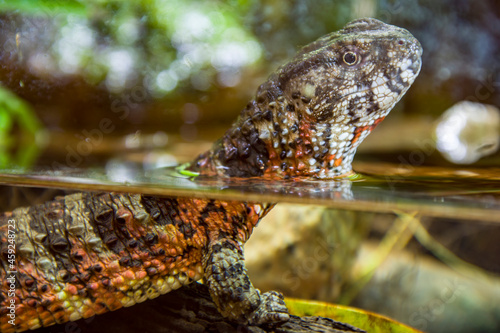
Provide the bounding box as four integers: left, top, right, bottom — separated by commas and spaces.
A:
0, 193, 272, 331
0, 18, 422, 332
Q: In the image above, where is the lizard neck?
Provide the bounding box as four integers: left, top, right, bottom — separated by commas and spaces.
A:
189, 97, 271, 178
189, 89, 384, 179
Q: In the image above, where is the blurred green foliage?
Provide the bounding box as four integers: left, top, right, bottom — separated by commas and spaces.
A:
0, 0, 263, 97
0, 0, 364, 133
0, 86, 42, 168
0, 0, 86, 15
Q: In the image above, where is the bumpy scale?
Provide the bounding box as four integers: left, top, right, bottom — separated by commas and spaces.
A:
0, 18, 422, 332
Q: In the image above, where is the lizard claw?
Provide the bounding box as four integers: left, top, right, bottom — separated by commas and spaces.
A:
248, 290, 290, 325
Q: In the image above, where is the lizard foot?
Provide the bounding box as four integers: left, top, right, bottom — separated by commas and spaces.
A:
248, 290, 290, 325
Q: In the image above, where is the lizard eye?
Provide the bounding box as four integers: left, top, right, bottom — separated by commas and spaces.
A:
343, 51, 359, 66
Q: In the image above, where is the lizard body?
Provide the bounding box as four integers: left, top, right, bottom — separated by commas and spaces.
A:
0, 18, 422, 332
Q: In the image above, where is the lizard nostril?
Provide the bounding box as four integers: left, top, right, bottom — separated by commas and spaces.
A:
398, 39, 405, 45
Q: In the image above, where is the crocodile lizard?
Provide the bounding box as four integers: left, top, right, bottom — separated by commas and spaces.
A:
0, 18, 422, 332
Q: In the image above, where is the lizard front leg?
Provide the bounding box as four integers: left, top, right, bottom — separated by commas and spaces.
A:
203, 238, 290, 325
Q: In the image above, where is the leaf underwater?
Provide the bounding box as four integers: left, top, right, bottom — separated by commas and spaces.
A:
286, 298, 423, 333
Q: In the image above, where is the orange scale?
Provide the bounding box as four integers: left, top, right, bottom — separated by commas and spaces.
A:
52, 310, 67, 323
189, 232, 200, 243
22, 309, 38, 326
67, 267, 79, 275
87, 282, 100, 290
107, 299, 123, 312
139, 252, 152, 261
82, 308, 96, 319
66, 284, 78, 295
123, 270, 135, 280
107, 261, 121, 272
167, 262, 177, 271
46, 303, 64, 314
13, 303, 25, 314
158, 233, 169, 243
35, 308, 49, 323
111, 276, 125, 286
38, 310, 55, 325
43, 295, 57, 303
135, 270, 147, 280
27, 289, 40, 299
297, 161, 306, 170
26, 298, 38, 308
187, 269, 197, 279
116, 208, 132, 220
169, 235, 179, 244
156, 264, 166, 273
93, 301, 110, 315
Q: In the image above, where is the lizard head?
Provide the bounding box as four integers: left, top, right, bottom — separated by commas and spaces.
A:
191, 18, 422, 179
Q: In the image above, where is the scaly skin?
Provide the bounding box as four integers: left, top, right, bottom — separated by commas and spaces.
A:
0, 18, 422, 332
0, 193, 273, 331
191, 18, 422, 178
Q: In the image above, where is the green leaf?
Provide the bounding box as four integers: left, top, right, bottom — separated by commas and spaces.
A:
175, 163, 200, 178
286, 298, 423, 333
